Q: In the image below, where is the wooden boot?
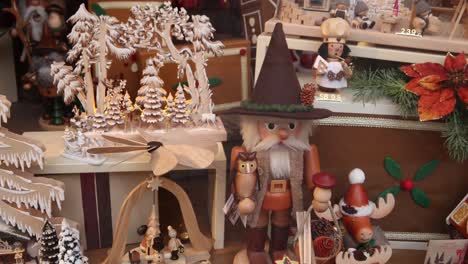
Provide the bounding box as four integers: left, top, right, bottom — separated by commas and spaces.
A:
246, 227, 269, 264
270, 225, 289, 261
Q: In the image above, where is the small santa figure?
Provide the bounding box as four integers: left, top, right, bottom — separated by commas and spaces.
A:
167, 226, 184, 260
221, 23, 335, 263
315, 18, 353, 93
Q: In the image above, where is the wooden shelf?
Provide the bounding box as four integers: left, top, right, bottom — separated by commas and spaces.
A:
296, 72, 401, 116
265, 19, 468, 54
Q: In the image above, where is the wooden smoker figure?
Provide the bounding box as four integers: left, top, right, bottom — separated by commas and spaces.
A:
222, 23, 334, 263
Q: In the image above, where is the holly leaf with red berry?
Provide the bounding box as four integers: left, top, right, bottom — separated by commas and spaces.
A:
378, 158, 439, 208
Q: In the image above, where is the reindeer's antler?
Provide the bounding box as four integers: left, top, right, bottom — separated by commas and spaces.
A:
315, 203, 342, 222
336, 246, 392, 264
370, 193, 395, 219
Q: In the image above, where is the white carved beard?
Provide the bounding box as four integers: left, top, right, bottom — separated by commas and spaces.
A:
269, 145, 290, 179
24, 6, 47, 42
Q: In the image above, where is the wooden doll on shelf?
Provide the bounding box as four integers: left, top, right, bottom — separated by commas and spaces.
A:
220, 23, 334, 264
314, 18, 353, 93
330, 0, 350, 21
352, 1, 375, 30
412, 0, 442, 35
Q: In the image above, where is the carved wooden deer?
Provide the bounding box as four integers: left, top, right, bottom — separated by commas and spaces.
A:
315, 168, 395, 264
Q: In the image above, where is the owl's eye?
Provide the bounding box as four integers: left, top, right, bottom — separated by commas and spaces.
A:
241, 164, 245, 168
265, 123, 277, 131
250, 164, 254, 167
288, 123, 296, 130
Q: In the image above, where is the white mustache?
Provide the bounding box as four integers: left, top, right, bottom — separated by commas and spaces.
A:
253, 135, 309, 152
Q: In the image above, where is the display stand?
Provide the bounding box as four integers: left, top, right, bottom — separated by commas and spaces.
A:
24, 130, 227, 251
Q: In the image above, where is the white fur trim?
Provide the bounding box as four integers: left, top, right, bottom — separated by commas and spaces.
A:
349, 168, 365, 184
339, 198, 375, 217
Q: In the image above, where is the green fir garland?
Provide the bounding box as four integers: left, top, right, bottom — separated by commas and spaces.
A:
350, 68, 468, 162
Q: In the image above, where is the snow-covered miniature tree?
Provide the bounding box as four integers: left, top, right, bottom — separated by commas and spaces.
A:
122, 2, 224, 123
93, 16, 134, 113
105, 88, 125, 128
139, 205, 160, 256
66, 4, 98, 115
136, 57, 167, 125
39, 220, 59, 264
92, 113, 108, 132
172, 85, 190, 124
0, 95, 65, 238
165, 93, 175, 119
50, 62, 86, 110
123, 91, 134, 114
58, 219, 88, 264
63, 127, 75, 142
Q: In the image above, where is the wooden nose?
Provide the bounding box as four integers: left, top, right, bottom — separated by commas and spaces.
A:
278, 129, 289, 140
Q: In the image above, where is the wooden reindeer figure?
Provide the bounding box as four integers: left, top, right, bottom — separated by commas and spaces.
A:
234, 152, 258, 215
316, 169, 395, 264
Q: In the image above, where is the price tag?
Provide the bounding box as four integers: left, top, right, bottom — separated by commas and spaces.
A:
395, 28, 423, 37
316, 91, 343, 102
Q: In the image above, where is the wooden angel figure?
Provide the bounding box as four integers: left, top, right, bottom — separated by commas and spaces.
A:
316, 169, 395, 264
314, 18, 352, 93
351, 1, 375, 30
220, 23, 333, 264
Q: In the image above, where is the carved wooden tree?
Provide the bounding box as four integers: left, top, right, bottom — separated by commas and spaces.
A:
165, 93, 175, 119
106, 88, 125, 128
123, 91, 134, 114
92, 114, 108, 132
122, 2, 223, 123
39, 220, 60, 264
67, 4, 98, 115
136, 58, 167, 125
172, 85, 190, 124
93, 16, 134, 113
0, 96, 65, 238
50, 62, 86, 109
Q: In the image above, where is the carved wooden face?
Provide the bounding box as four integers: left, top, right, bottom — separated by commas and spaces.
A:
237, 152, 257, 173
257, 119, 302, 141
342, 215, 374, 243
328, 43, 344, 58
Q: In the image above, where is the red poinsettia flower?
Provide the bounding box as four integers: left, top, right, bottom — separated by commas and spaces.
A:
400, 52, 468, 121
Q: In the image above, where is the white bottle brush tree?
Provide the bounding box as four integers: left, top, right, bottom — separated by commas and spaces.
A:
58, 219, 88, 264
136, 56, 167, 126
122, 2, 224, 123
52, 4, 134, 121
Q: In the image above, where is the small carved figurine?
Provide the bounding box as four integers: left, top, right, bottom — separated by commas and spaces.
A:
352, 1, 375, 30
412, 0, 441, 35
167, 226, 184, 260
316, 169, 395, 263
315, 18, 353, 93
330, 0, 350, 21
234, 152, 258, 215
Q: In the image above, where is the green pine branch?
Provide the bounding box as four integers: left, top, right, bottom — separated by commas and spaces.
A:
350, 68, 418, 118
443, 109, 468, 162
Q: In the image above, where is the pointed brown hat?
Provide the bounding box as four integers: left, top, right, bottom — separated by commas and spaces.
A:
218, 23, 332, 120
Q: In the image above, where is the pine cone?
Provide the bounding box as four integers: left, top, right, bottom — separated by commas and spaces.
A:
313, 236, 335, 257
311, 219, 335, 239
301, 83, 316, 106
